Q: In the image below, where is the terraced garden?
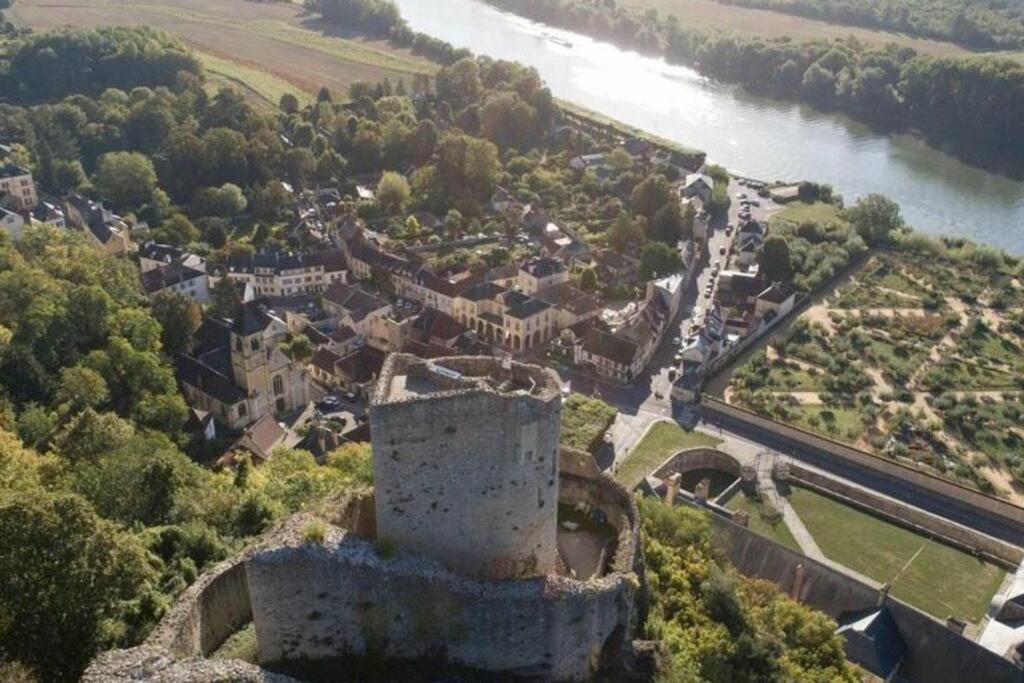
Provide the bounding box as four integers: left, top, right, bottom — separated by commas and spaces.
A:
728, 250, 1024, 500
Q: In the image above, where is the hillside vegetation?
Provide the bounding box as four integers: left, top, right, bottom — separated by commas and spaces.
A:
710, 0, 1024, 50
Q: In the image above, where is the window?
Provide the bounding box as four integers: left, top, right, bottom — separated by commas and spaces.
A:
238, 403, 247, 417
273, 375, 284, 396
250, 337, 260, 351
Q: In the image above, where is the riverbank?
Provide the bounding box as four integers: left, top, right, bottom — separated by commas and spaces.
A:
480, 0, 1024, 178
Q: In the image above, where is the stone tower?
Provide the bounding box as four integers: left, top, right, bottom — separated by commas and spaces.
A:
370, 354, 563, 580
230, 300, 273, 396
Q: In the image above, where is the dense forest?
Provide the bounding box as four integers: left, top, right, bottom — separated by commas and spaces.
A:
482, 0, 1024, 168
717, 0, 1024, 51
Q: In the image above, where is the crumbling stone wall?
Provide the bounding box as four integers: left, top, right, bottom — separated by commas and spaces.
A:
370, 355, 563, 580
247, 528, 635, 681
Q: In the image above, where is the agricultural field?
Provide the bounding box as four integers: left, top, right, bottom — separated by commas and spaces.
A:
7, 0, 437, 101
621, 0, 974, 56
727, 250, 1024, 499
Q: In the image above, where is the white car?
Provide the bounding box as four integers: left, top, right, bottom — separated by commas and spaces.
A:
671, 336, 681, 346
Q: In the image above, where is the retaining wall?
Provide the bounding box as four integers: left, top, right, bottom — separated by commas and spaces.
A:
789, 465, 1023, 567
709, 513, 1023, 682
652, 447, 742, 480
701, 397, 1024, 532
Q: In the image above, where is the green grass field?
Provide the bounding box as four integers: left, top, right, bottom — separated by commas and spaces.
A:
790, 404, 866, 445
726, 492, 801, 551
616, 422, 722, 488
787, 486, 1005, 622
772, 200, 841, 227
763, 361, 826, 391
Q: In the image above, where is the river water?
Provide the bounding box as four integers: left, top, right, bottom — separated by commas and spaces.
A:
393, 0, 1024, 253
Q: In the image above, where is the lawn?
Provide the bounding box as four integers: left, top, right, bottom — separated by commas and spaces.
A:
787, 486, 1006, 622
789, 404, 866, 445
772, 201, 840, 227
859, 334, 929, 381
616, 421, 722, 488
763, 361, 826, 392
725, 492, 801, 551
561, 393, 618, 454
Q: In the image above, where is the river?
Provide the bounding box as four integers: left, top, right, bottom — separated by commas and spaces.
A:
392, 0, 1024, 253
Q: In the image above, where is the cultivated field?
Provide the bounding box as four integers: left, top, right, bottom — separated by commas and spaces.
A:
8, 0, 437, 101
623, 0, 973, 56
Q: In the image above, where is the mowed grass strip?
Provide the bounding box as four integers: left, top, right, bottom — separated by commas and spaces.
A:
787, 486, 1005, 622
197, 51, 313, 108
615, 421, 722, 488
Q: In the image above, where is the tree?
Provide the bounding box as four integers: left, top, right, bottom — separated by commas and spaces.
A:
0, 490, 155, 682
639, 241, 683, 280
579, 267, 598, 293
151, 292, 201, 356
56, 366, 110, 413
153, 213, 199, 246
376, 171, 410, 214
630, 174, 671, 220
279, 92, 299, 114
190, 183, 247, 218
607, 212, 643, 253
208, 277, 242, 320
844, 193, 903, 246
759, 235, 794, 283
92, 151, 158, 210
607, 147, 633, 173
650, 200, 684, 245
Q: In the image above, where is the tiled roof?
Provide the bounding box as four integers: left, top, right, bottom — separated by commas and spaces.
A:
233, 301, 273, 336
520, 256, 565, 278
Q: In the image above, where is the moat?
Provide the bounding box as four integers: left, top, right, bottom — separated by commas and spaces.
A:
393, 0, 1024, 254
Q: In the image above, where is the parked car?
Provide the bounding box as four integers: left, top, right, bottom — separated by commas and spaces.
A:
725, 225, 733, 236
672, 336, 681, 346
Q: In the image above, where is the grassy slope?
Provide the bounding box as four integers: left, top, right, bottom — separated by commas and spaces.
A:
771, 200, 840, 226
787, 486, 1005, 622
622, 0, 972, 56
616, 421, 722, 488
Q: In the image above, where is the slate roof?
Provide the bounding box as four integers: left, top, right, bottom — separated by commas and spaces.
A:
225, 248, 346, 275
505, 297, 551, 320
322, 282, 389, 322
175, 354, 245, 405
461, 281, 507, 302
140, 262, 205, 295
582, 328, 638, 366
520, 256, 565, 278
233, 301, 273, 336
